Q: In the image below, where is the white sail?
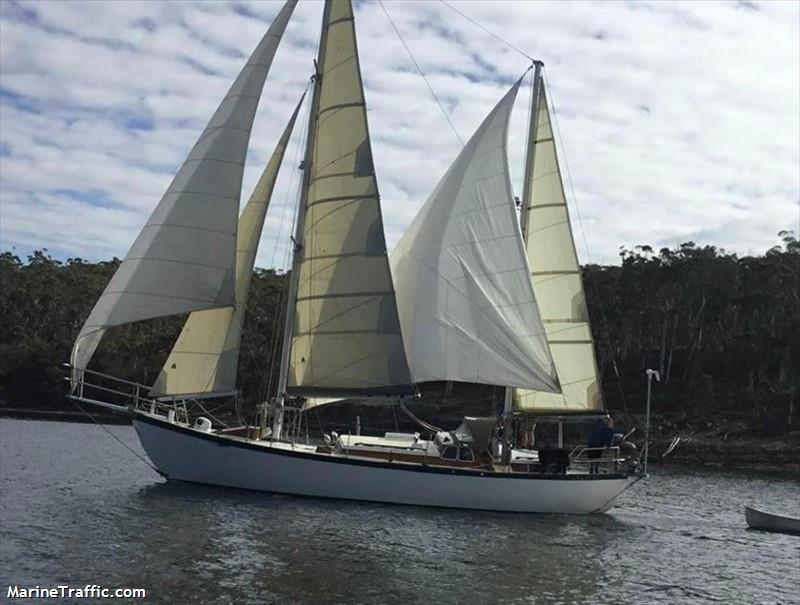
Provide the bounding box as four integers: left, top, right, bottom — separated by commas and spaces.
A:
390, 80, 559, 392
286, 0, 413, 398
70, 0, 297, 383
514, 82, 603, 413
149, 95, 305, 398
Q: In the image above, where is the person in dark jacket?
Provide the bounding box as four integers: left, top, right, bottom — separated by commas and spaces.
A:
587, 416, 614, 474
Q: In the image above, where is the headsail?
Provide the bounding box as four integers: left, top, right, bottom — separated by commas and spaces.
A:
70, 0, 297, 384
149, 94, 306, 398
390, 79, 559, 392
286, 0, 413, 397
513, 79, 604, 413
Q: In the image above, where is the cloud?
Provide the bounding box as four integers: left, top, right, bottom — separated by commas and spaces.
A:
1, 0, 798, 267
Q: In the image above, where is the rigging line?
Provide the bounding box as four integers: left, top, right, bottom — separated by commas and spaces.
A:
262, 112, 307, 407
541, 67, 628, 412
258, 80, 313, 408
438, 0, 534, 62
192, 397, 231, 428
268, 79, 312, 271
377, 0, 464, 146
69, 398, 163, 477
165, 75, 309, 411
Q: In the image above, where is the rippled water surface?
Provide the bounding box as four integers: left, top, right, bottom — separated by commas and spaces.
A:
1, 418, 798, 604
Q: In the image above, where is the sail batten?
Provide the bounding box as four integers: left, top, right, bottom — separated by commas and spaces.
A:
390, 79, 559, 392
70, 0, 298, 383
513, 80, 604, 413
286, 0, 413, 398
149, 93, 306, 398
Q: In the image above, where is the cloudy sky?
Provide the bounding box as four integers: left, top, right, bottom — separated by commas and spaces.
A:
1, 0, 798, 268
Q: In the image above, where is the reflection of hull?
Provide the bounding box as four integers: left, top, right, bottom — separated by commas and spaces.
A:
133, 412, 634, 514
745, 506, 800, 536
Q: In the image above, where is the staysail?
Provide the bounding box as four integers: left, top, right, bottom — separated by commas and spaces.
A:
149, 94, 305, 398
513, 79, 603, 413
70, 0, 297, 384
286, 0, 413, 397
390, 79, 559, 392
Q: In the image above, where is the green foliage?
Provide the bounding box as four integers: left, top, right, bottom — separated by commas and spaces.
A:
586, 233, 799, 425
0, 233, 797, 429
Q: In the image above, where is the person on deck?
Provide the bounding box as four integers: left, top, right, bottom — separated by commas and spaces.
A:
587, 416, 614, 474
490, 426, 503, 459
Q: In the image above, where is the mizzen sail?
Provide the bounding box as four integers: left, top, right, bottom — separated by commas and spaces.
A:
149, 94, 305, 398
286, 0, 413, 397
70, 0, 297, 384
390, 79, 559, 392
513, 80, 604, 413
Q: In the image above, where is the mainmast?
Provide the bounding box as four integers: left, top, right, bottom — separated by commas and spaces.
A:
502, 60, 544, 420
271, 2, 331, 441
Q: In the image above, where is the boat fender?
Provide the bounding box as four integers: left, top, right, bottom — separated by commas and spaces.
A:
194, 417, 213, 432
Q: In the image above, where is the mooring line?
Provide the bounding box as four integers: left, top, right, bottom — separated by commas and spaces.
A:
69, 399, 164, 477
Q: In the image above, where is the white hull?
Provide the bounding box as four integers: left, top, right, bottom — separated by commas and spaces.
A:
133, 413, 635, 514
745, 506, 800, 536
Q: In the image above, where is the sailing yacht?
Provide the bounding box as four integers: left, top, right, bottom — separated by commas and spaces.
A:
68, 0, 640, 514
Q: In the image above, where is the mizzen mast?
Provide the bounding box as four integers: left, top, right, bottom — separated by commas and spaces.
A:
513, 62, 605, 414
519, 60, 544, 243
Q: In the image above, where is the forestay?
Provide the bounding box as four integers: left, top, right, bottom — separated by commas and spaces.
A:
70, 0, 297, 384
390, 80, 559, 392
287, 0, 413, 397
149, 95, 305, 398
513, 81, 603, 413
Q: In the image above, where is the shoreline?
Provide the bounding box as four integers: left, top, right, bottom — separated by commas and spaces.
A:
647, 433, 799, 474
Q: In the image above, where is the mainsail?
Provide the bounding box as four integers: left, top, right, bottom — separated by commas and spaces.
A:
390, 79, 559, 392
70, 0, 297, 384
149, 95, 305, 398
513, 79, 603, 413
286, 0, 413, 397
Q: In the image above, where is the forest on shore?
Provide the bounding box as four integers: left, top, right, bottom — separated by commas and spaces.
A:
1, 232, 798, 447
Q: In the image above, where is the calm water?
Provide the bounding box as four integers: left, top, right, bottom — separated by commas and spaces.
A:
1, 419, 798, 605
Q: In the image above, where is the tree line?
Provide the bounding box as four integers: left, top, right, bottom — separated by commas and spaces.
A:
1, 232, 797, 431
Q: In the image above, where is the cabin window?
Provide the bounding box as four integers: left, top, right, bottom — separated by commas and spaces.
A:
442, 446, 457, 460
458, 446, 474, 462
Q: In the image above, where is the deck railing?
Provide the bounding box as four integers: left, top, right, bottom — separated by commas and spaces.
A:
64, 364, 180, 420
568, 446, 626, 473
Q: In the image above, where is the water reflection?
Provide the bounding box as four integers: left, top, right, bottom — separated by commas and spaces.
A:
115, 482, 635, 604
